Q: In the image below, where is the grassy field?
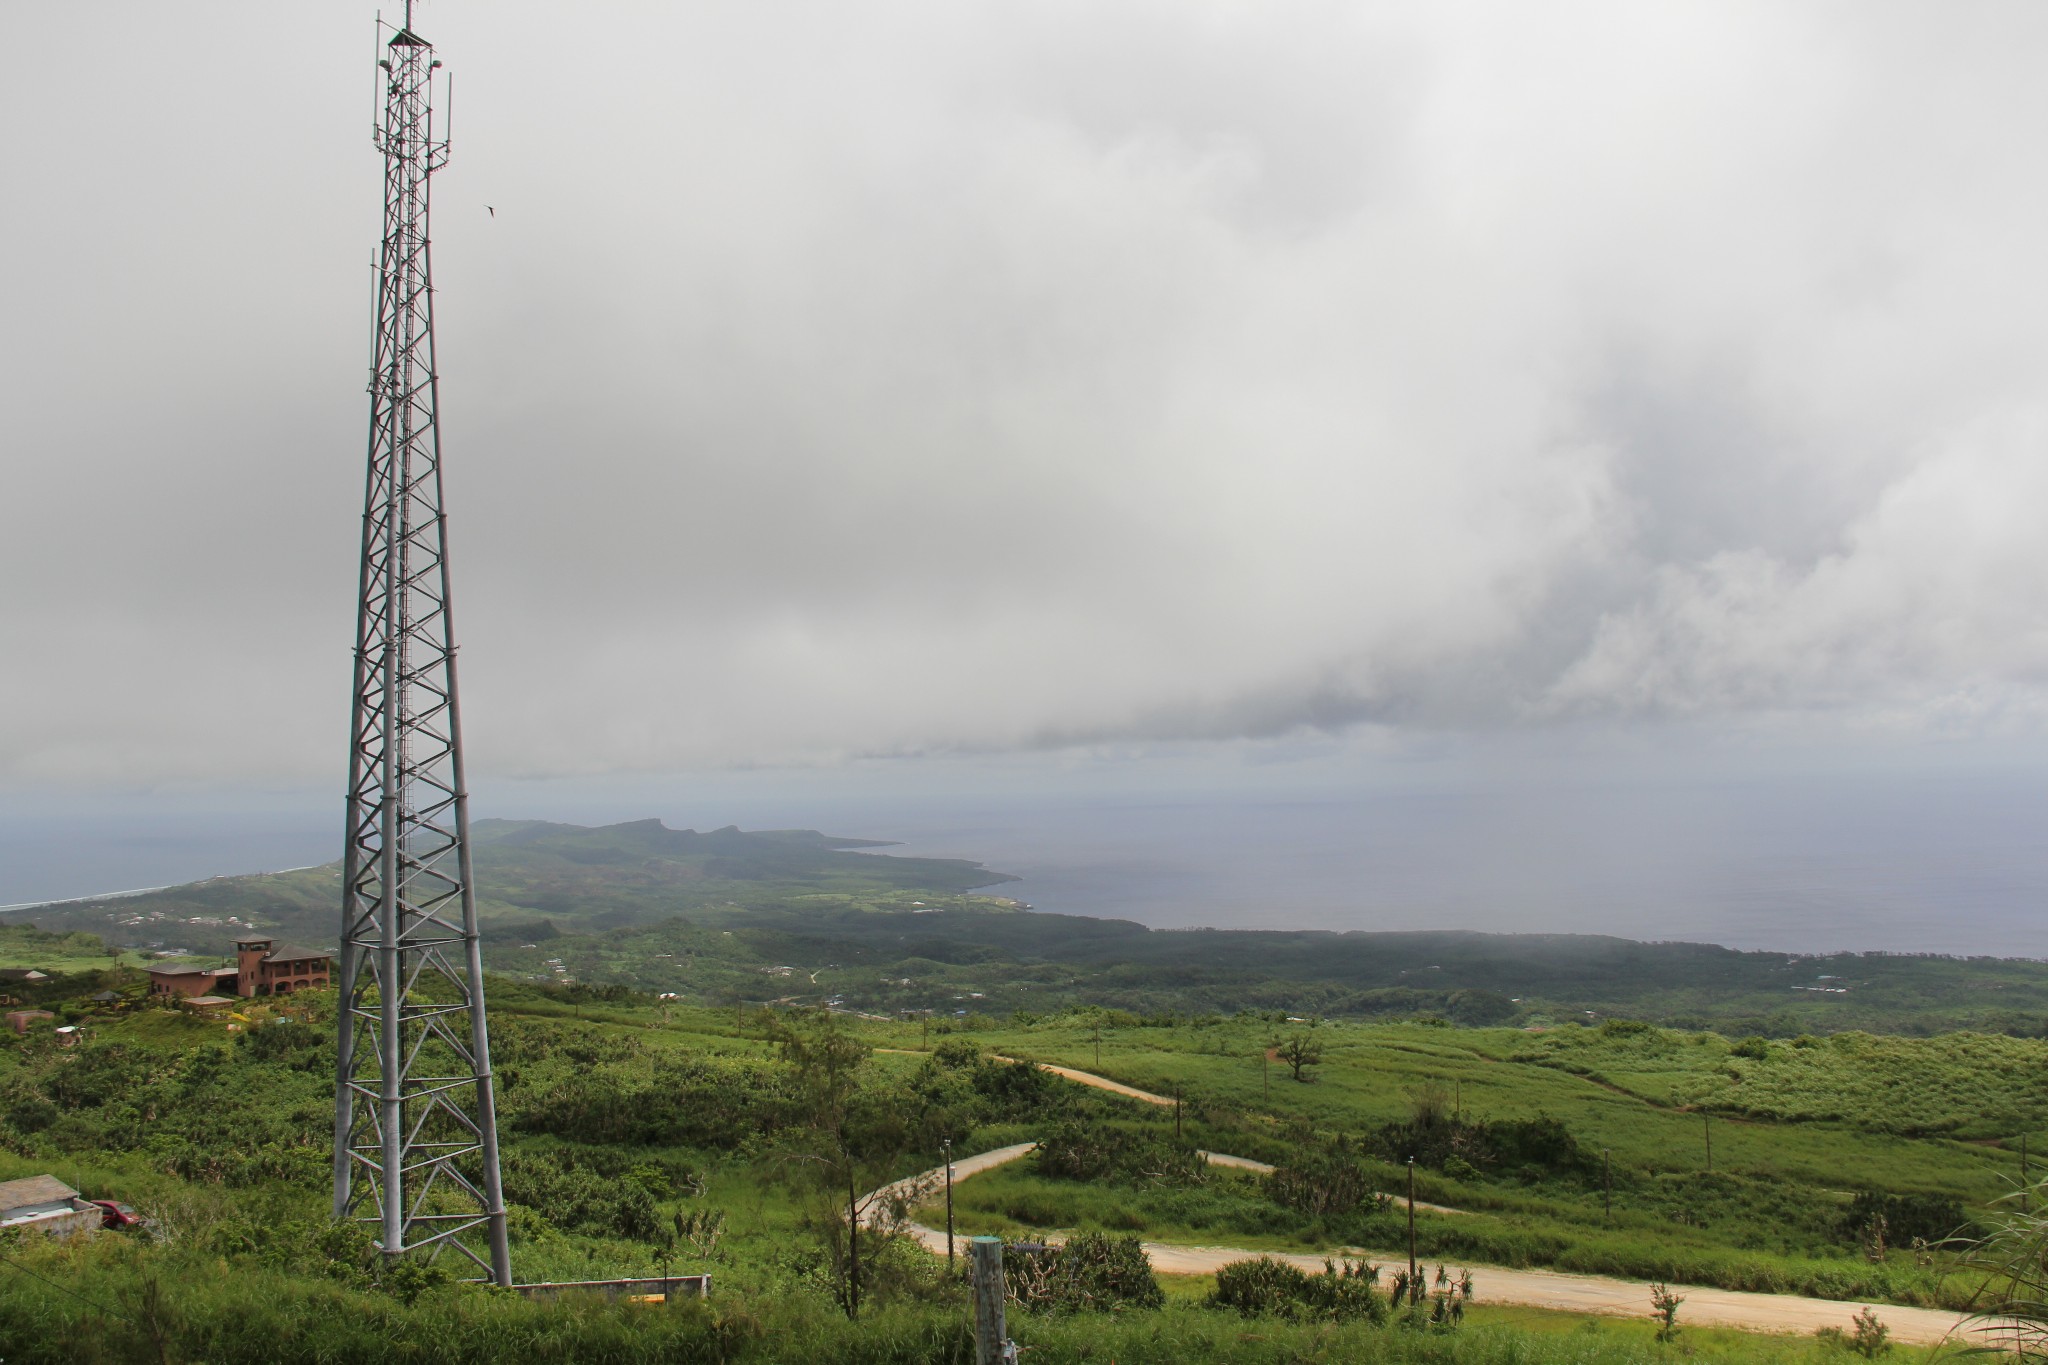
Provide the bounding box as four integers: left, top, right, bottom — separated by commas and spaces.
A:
849, 1012, 2017, 1309
0, 923, 135, 974
0, 930, 2026, 1361
959, 1014, 2034, 1198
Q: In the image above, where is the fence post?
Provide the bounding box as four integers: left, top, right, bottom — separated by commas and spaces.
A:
971, 1236, 1010, 1365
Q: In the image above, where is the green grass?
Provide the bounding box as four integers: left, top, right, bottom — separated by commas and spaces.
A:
0, 923, 133, 973
963, 1015, 2031, 1197
0, 1233, 1946, 1365
0, 978, 2017, 1358
1507, 1024, 2048, 1138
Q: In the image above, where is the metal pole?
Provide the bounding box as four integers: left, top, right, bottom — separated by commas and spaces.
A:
944, 1138, 955, 1263
971, 1236, 1008, 1365
1174, 1084, 1182, 1142
1093, 1021, 1100, 1070
1603, 1148, 1611, 1220
1407, 1157, 1417, 1294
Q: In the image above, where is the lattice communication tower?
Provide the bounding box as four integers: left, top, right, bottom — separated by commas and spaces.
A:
332, 5, 511, 1286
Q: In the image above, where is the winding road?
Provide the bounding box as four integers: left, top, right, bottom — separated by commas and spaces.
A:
861, 1054, 1986, 1348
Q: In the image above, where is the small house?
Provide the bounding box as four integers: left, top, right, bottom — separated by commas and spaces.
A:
4, 1009, 54, 1034
179, 995, 235, 1015
0, 1175, 99, 1237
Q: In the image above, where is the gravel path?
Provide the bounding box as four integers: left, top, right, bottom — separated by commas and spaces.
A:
864, 1123, 1979, 1346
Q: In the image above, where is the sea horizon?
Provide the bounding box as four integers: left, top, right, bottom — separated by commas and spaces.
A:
3, 759, 2042, 961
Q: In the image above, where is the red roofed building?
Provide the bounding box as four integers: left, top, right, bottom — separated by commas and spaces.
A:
234, 939, 333, 997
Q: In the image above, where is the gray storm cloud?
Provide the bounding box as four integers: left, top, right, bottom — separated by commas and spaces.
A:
3, 1, 2046, 786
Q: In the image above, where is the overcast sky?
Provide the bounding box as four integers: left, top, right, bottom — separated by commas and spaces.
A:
5, 1, 2047, 796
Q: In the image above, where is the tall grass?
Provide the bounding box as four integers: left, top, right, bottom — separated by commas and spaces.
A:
0, 1259, 1939, 1365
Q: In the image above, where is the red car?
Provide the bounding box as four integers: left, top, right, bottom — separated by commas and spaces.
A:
87, 1199, 143, 1230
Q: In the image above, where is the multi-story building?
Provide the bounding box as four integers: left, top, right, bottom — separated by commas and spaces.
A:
233, 938, 334, 998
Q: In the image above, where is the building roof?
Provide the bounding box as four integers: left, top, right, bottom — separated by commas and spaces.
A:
0, 1175, 79, 1211
146, 963, 229, 977
89, 990, 121, 1002
261, 945, 332, 964
181, 995, 234, 1007
0, 968, 49, 981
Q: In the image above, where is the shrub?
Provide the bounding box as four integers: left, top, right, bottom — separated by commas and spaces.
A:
1650, 1282, 1684, 1342
1210, 1256, 1386, 1323
1265, 1155, 1376, 1218
1005, 1233, 1163, 1314
1033, 1121, 1204, 1188
1839, 1191, 1973, 1247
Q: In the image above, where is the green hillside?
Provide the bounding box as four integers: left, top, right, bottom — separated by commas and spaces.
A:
0, 967, 1991, 1363
11, 817, 2048, 1038
5, 819, 1019, 957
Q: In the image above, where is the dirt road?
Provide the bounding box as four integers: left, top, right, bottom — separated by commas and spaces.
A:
867, 1138, 1979, 1347
1145, 1242, 1977, 1347
863, 1053, 1981, 1345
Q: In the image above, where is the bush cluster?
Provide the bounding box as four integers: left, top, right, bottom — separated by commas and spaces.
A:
1033, 1120, 1205, 1188
1209, 1256, 1387, 1323
1004, 1232, 1164, 1314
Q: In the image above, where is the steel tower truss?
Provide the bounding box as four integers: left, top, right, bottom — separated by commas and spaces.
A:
333, 10, 511, 1286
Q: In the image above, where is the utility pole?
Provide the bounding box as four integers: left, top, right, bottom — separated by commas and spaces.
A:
944, 1137, 955, 1263
1603, 1148, 1611, 1220
1262, 1047, 1269, 1102
1455, 1078, 1461, 1122
1704, 1114, 1712, 1174
2024, 1132, 2031, 1214
1407, 1157, 1418, 1293
333, 3, 509, 1288
1174, 1084, 1183, 1142
1092, 1020, 1100, 1070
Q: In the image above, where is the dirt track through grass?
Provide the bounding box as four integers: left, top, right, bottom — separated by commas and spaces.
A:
865, 1057, 1986, 1348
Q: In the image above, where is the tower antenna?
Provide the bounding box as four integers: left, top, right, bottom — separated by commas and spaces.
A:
333, 9, 511, 1286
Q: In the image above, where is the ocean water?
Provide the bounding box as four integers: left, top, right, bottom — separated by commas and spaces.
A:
2, 762, 2043, 958
852, 774, 2048, 958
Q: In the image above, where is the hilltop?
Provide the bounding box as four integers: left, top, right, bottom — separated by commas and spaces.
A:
4, 818, 1017, 952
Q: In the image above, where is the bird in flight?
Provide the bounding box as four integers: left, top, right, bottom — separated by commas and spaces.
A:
486, 205, 495, 217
